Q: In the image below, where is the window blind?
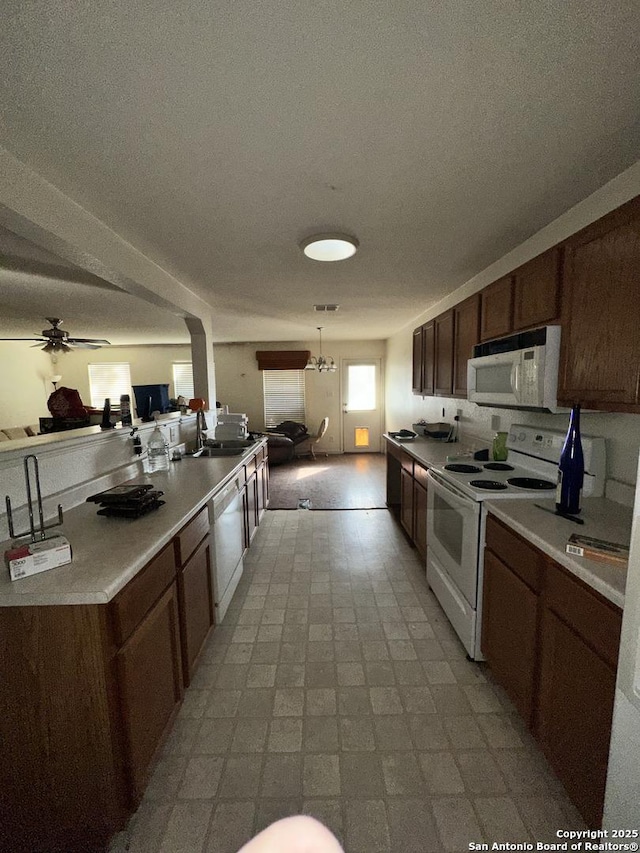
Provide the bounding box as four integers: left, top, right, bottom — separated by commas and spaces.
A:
263, 370, 306, 428
172, 362, 194, 399
88, 363, 132, 408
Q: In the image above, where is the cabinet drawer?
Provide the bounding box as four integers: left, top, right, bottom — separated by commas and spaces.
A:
255, 446, 265, 464
111, 543, 177, 648
244, 455, 257, 477
400, 451, 413, 475
414, 463, 429, 489
174, 505, 210, 566
386, 440, 404, 463
544, 564, 622, 669
485, 515, 544, 593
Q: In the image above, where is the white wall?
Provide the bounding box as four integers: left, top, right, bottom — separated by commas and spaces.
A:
56, 344, 192, 410
385, 161, 640, 497
0, 343, 52, 430
0, 343, 193, 429
214, 339, 386, 452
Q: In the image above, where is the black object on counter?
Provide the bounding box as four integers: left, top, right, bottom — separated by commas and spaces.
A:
86, 483, 164, 517
556, 404, 584, 516
473, 448, 490, 461
100, 398, 115, 430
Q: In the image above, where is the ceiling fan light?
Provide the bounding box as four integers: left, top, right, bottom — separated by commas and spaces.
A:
301, 233, 358, 262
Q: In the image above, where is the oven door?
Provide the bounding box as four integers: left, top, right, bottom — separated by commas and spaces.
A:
426, 470, 482, 607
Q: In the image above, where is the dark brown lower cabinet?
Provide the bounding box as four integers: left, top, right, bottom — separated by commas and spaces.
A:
400, 467, 414, 538
116, 581, 183, 802
177, 537, 214, 685
482, 514, 622, 828
413, 477, 428, 560
537, 608, 617, 828
482, 549, 539, 723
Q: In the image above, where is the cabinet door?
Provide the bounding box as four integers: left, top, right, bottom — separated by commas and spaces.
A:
434, 311, 454, 396
481, 550, 539, 723
412, 327, 424, 394
558, 198, 640, 409
116, 582, 183, 802
257, 462, 266, 520
453, 295, 480, 398
400, 468, 414, 539
537, 608, 617, 828
244, 473, 258, 547
178, 538, 214, 686
422, 320, 435, 396
480, 275, 513, 341
512, 247, 561, 331
413, 480, 428, 560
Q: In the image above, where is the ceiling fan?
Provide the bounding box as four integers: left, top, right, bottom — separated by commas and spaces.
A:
0, 318, 111, 353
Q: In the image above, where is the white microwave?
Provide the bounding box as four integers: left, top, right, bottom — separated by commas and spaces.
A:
467, 325, 562, 412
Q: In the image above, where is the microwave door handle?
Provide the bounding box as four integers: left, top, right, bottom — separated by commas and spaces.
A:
510, 362, 521, 402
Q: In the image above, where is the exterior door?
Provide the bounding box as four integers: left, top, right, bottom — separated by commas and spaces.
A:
342, 359, 383, 453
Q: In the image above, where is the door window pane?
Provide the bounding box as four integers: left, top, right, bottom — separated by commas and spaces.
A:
347, 365, 376, 411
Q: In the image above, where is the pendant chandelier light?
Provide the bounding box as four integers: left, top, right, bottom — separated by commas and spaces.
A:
305, 326, 337, 372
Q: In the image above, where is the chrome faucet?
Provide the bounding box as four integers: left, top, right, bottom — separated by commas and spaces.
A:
195, 409, 207, 450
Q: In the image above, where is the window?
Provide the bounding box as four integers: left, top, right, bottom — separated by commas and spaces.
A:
263, 369, 306, 428
172, 362, 194, 399
347, 364, 376, 410
88, 363, 132, 408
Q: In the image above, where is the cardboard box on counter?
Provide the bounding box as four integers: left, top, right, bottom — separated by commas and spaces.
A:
5, 535, 72, 581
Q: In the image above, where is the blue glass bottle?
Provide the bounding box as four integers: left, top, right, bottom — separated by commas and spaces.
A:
556, 404, 584, 515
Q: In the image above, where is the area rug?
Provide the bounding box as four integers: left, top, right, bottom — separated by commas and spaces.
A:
267, 453, 387, 510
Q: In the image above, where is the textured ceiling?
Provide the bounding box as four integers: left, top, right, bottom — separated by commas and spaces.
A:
1, 1, 640, 343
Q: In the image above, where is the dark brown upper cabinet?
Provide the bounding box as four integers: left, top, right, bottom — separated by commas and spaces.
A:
480, 275, 513, 341
434, 310, 454, 396
453, 294, 481, 397
412, 321, 435, 396
558, 196, 640, 411
513, 246, 561, 331
412, 326, 423, 394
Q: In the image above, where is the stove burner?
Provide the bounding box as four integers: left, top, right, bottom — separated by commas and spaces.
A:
483, 462, 515, 471
444, 464, 482, 473
469, 479, 508, 491
507, 477, 555, 490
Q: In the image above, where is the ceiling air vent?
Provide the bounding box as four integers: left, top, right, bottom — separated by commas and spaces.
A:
313, 304, 340, 312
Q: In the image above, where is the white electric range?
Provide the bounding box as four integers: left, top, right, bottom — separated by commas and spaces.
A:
426, 425, 606, 659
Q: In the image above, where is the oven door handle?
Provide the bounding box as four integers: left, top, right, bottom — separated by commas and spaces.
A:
427, 469, 478, 507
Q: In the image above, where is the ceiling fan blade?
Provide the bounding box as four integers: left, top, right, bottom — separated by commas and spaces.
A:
68, 342, 101, 349
0, 337, 46, 341
67, 337, 111, 345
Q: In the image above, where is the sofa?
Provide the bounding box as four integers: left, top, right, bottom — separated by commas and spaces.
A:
0, 425, 40, 442
265, 421, 310, 466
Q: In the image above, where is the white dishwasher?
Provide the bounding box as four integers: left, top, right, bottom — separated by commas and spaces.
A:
210, 476, 244, 623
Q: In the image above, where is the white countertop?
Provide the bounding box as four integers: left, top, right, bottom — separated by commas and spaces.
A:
485, 498, 631, 609
385, 433, 480, 469
385, 434, 631, 609
0, 440, 265, 607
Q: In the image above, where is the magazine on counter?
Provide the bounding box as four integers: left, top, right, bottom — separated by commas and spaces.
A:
566, 533, 629, 566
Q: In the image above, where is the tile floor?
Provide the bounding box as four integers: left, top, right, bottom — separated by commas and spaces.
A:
111, 509, 586, 853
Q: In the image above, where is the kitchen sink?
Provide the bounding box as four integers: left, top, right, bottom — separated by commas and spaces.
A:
185, 439, 256, 458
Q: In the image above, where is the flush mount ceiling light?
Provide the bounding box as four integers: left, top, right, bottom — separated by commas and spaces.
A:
301, 233, 358, 262
305, 326, 337, 373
